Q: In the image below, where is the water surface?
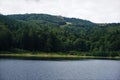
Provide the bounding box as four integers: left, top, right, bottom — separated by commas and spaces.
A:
0, 59, 120, 80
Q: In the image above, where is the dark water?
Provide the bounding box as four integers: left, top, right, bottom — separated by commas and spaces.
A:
0, 59, 120, 80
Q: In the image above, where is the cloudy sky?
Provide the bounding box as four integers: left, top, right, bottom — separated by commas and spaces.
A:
0, 0, 120, 23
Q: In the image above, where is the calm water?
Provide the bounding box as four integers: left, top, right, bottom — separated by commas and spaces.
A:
0, 59, 120, 80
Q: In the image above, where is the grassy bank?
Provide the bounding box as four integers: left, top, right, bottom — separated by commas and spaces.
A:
0, 53, 120, 60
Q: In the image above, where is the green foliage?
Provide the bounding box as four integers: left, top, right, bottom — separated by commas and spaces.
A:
0, 24, 13, 50
0, 14, 120, 57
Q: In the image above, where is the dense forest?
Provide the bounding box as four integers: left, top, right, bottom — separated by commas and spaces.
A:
0, 14, 120, 57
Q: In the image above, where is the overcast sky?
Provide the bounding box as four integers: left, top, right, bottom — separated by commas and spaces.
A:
0, 0, 120, 23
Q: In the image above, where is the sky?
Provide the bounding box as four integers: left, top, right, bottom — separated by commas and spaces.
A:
0, 0, 120, 23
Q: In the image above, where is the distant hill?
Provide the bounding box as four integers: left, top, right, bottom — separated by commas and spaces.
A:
7, 14, 97, 27
0, 14, 120, 57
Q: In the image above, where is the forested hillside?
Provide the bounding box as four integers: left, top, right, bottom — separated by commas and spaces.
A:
0, 14, 120, 57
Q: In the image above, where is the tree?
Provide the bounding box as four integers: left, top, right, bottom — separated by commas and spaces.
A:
0, 24, 12, 50
73, 39, 87, 52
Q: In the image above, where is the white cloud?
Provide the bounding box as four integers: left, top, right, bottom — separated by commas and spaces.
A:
0, 0, 120, 23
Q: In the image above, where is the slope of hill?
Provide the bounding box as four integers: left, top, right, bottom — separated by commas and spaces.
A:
0, 14, 120, 57
7, 14, 97, 27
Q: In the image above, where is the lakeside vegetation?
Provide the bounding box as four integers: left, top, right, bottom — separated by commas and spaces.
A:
0, 53, 120, 60
0, 49, 120, 60
0, 14, 120, 59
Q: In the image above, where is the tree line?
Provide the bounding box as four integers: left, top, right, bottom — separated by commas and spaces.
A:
0, 14, 120, 57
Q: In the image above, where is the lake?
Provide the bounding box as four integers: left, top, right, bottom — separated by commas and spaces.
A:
0, 59, 120, 80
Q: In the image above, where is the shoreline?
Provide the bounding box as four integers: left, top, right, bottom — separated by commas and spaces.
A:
0, 53, 120, 60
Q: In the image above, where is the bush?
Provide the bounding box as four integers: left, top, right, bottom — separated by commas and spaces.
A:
10, 48, 30, 53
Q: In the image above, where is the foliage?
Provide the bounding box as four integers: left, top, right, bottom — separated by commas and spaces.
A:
0, 14, 120, 57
